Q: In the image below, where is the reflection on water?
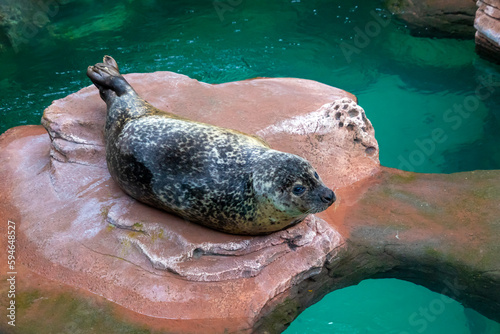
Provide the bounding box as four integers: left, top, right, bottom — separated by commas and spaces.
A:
1, 0, 499, 332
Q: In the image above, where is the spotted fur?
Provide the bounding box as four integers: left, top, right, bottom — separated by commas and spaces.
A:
87, 56, 336, 235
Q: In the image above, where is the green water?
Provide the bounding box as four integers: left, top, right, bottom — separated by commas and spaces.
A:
1, 0, 499, 333
285, 279, 500, 334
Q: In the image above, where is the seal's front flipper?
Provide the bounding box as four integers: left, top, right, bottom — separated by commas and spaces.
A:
87, 55, 134, 99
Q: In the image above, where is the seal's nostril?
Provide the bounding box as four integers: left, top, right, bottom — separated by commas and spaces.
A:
320, 189, 335, 204
330, 190, 336, 203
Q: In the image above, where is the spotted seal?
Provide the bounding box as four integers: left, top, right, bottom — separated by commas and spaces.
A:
87, 56, 335, 235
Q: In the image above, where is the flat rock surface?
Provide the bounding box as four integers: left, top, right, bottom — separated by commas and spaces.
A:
0, 72, 378, 333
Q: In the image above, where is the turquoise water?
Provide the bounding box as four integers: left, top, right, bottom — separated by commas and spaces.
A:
1, 0, 499, 332
285, 279, 500, 334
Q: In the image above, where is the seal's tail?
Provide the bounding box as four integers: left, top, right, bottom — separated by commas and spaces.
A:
87, 55, 132, 98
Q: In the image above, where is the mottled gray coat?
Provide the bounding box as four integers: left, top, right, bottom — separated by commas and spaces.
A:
87, 56, 335, 235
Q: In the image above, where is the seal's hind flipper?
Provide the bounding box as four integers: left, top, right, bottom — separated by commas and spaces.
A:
87, 55, 132, 98
103, 55, 119, 70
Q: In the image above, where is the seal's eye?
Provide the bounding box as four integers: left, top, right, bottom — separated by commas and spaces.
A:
314, 172, 319, 180
292, 185, 306, 196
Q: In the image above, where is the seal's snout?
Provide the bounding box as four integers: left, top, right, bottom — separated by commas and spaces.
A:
320, 188, 336, 204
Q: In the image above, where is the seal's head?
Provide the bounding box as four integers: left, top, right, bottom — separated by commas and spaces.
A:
253, 151, 335, 219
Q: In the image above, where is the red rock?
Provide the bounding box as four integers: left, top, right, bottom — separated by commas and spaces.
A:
0, 72, 372, 333
1, 72, 499, 333
386, 0, 477, 38
475, 0, 500, 63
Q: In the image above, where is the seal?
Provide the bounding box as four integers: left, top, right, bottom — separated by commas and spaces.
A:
87, 56, 336, 235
